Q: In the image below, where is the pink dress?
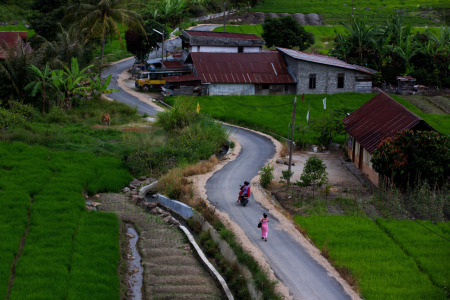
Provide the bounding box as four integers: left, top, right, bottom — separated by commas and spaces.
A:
260, 218, 269, 238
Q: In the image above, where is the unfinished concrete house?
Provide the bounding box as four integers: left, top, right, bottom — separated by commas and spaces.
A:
185, 51, 296, 95
277, 47, 376, 94
343, 92, 435, 186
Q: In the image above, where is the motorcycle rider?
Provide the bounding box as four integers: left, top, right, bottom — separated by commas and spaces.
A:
237, 181, 251, 203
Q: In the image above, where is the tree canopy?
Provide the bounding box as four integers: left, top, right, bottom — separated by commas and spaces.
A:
262, 15, 314, 51
125, 20, 168, 63
371, 130, 450, 189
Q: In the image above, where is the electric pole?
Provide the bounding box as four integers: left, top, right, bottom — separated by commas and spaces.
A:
287, 97, 297, 185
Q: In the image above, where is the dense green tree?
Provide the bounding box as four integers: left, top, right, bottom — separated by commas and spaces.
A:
262, 15, 314, 50
298, 156, 328, 196
28, 0, 65, 41
125, 20, 168, 63
371, 130, 450, 189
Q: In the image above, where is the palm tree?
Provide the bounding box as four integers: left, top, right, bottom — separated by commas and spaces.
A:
24, 64, 55, 113
65, 0, 145, 62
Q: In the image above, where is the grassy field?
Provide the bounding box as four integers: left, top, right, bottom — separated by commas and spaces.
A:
252, 0, 450, 25
166, 93, 449, 146
0, 142, 131, 299
294, 215, 449, 299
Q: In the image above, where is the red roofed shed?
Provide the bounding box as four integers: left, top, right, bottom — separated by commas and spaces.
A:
343, 92, 435, 186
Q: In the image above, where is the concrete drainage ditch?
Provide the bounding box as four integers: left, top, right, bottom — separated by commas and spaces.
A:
126, 225, 143, 300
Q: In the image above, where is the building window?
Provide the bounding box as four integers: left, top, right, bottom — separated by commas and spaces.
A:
337, 73, 345, 88
238, 46, 244, 53
309, 74, 316, 89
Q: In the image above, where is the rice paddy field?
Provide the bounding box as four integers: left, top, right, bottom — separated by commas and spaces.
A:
252, 0, 450, 26
0, 142, 132, 299
294, 215, 449, 299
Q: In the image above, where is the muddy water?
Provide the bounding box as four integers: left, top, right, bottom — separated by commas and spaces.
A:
127, 225, 143, 300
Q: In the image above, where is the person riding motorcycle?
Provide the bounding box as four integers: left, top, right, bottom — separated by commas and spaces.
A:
237, 181, 251, 203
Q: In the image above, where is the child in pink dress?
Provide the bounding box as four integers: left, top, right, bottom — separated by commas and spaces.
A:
260, 213, 269, 241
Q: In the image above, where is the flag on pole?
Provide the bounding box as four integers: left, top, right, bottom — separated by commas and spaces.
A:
306, 110, 310, 123
323, 97, 326, 109
301, 93, 304, 101
196, 102, 200, 113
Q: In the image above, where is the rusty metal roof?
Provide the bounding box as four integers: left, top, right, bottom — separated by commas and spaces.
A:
162, 74, 201, 83
277, 47, 376, 75
188, 52, 295, 84
0, 32, 29, 59
184, 30, 262, 40
343, 92, 435, 153
162, 60, 184, 68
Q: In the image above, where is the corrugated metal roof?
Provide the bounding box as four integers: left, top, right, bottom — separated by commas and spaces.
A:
162, 60, 184, 68
184, 30, 262, 40
162, 74, 201, 83
189, 52, 295, 84
277, 47, 376, 75
0, 32, 28, 59
343, 92, 434, 153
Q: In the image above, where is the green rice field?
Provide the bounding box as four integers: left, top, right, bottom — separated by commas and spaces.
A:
252, 0, 450, 25
294, 215, 449, 299
0, 142, 131, 299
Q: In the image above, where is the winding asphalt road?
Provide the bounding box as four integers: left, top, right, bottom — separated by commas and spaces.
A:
103, 25, 353, 299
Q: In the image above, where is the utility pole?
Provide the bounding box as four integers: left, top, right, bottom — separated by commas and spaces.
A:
223, 1, 226, 32
287, 97, 297, 185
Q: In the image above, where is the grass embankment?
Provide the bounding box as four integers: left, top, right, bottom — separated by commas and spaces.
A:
294, 216, 449, 299
0, 142, 131, 299
251, 0, 449, 26
166, 94, 449, 146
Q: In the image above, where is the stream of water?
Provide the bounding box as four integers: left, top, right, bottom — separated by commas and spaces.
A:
127, 225, 143, 300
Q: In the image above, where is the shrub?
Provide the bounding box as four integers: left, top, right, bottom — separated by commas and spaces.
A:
298, 156, 328, 193
0, 107, 25, 129
8, 100, 40, 121
43, 106, 69, 124
259, 162, 274, 188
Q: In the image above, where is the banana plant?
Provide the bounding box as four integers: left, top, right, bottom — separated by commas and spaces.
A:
90, 74, 119, 100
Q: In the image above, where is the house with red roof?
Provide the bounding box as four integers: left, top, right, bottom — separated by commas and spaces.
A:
0, 31, 29, 60
185, 51, 296, 95
343, 92, 435, 186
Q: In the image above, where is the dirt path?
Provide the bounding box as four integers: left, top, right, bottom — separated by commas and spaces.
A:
97, 193, 223, 299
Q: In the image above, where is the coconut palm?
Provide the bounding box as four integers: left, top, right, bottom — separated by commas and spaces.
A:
65, 0, 145, 62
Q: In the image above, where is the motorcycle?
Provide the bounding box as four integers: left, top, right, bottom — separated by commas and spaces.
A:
238, 185, 249, 207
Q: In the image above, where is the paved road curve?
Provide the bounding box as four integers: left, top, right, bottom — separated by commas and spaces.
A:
206, 126, 351, 300
103, 24, 352, 299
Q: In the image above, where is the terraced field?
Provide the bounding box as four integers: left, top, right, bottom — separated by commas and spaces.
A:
97, 193, 223, 299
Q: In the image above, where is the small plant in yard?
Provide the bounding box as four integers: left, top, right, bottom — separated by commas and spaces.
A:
298, 156, 328, 197
259, 161, 274, 188
281, 169, 294, 184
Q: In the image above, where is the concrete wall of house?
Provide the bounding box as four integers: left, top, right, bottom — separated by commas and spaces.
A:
284, 56, 371, 94
207, 83, 255, 95
347, 137, 379, 186
190, 46, 261, 53
254, 84, 296, 95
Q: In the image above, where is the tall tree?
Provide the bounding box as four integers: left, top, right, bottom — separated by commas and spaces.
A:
262, 15, 314, 51
125, 20, 167, 63
65, 0, 145, 61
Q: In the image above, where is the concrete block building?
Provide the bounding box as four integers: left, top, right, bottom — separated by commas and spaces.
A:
278, 47, 376, 94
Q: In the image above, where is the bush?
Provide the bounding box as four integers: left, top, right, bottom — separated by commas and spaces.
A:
0, 107, 25, 129
259, 162, 274, 188
8, 100, 40, 121
43, 106, 69, 124
298, 156, 328, 189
